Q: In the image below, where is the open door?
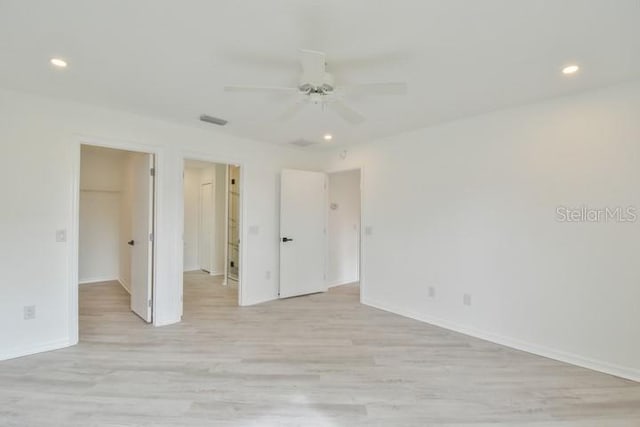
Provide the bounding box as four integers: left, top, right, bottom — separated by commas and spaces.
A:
129, 152, 154, 322
279, 169, 327, 298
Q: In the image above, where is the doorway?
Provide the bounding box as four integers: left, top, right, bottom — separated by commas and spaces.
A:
278, 168, 362, 300
78, 145, 155, 336
182, 159, 241, 314
327, 169, 361, 289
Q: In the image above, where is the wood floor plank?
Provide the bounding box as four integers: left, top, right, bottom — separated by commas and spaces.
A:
0, 271, 639, 426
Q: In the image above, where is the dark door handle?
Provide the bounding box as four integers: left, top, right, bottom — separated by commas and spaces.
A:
281, 237, 294, 243
127, 240, 135, 246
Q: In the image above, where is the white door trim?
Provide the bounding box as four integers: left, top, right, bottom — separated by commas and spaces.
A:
179, 150, 246, 309
69, 134, 163, 345
325, 166, 365, 304
222, 164, 230, 286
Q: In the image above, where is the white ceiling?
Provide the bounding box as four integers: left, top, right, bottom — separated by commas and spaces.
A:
1, 0, 639, 148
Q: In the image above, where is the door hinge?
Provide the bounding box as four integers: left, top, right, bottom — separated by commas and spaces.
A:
149, 232, 154, 242
148, 299, 153, 308
150, 167, 155, 177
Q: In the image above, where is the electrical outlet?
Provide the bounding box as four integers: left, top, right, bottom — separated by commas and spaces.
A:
24, 305, 36, 320
463, 294, 472, 306
265, 270, 271, 280
428, 286, 435, 298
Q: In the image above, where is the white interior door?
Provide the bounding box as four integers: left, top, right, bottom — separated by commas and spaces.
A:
130, 152, 154, 322
198, 183, 214, 272
280, 169, 327, 298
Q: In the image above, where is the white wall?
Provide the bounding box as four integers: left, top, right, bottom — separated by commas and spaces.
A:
0, 87, 322, 361
79, 146, 126, 284
79, 192, 121, 283
323, 80, 640, 381
79, 146, 125, 191
327, 170, 360, 286
183, 168, 200, 271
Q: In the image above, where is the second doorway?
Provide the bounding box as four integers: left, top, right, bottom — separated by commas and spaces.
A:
183, 159, 241, 313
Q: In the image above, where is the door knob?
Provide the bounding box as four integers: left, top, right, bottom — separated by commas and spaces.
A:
127, 240, 135, 246
281, 237, 294, 243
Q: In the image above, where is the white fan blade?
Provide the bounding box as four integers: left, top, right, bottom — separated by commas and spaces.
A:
341, 82, 407, 95
328, 100, 365, 124
224, 85, 298, 94
299, 49, 326, 86
278, 101, 307, 121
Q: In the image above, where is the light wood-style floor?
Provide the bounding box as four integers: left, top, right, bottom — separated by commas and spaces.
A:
1, 271, 639, 426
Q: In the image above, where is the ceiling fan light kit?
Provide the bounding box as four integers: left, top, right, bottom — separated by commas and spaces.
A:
224, 48, 407, 125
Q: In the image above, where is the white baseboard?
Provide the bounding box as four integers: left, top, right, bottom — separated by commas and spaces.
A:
183, 266, 200, 272
242, 294, 278, 307
117, 279, 131, 294
0, 337, 72, 362
362, 297, 640, 383
327, 280, 359, 288
79, 276, 118, 285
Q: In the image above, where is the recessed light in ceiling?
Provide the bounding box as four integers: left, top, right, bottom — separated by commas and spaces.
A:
562, 65, 579, 75
323, 134, 333, 141
50, 58, 68, 68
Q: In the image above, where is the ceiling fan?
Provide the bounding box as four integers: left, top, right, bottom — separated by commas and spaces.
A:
224, 49, 407, 124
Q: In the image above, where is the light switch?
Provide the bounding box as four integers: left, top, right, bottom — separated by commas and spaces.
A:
249, 225, 260, 235
56, 229, 67, 242
365, 226, 373, 236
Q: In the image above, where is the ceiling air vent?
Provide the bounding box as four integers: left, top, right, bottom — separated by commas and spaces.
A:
199, 114, 228, 126
290, 139, 318, 148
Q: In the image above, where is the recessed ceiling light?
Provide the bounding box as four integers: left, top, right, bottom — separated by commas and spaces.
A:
562, 65, 579, 75
50, 58, 68, 68
323, 134, 333, 141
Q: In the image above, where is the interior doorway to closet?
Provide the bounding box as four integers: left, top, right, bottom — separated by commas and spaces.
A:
183, 159, 241, 313
78, 145, 155, 333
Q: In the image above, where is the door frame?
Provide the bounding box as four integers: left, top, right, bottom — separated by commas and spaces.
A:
225, 164, 242, 283
179, 151, 247, 310
69, 135, 162, 345
325, 166, 365, 303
